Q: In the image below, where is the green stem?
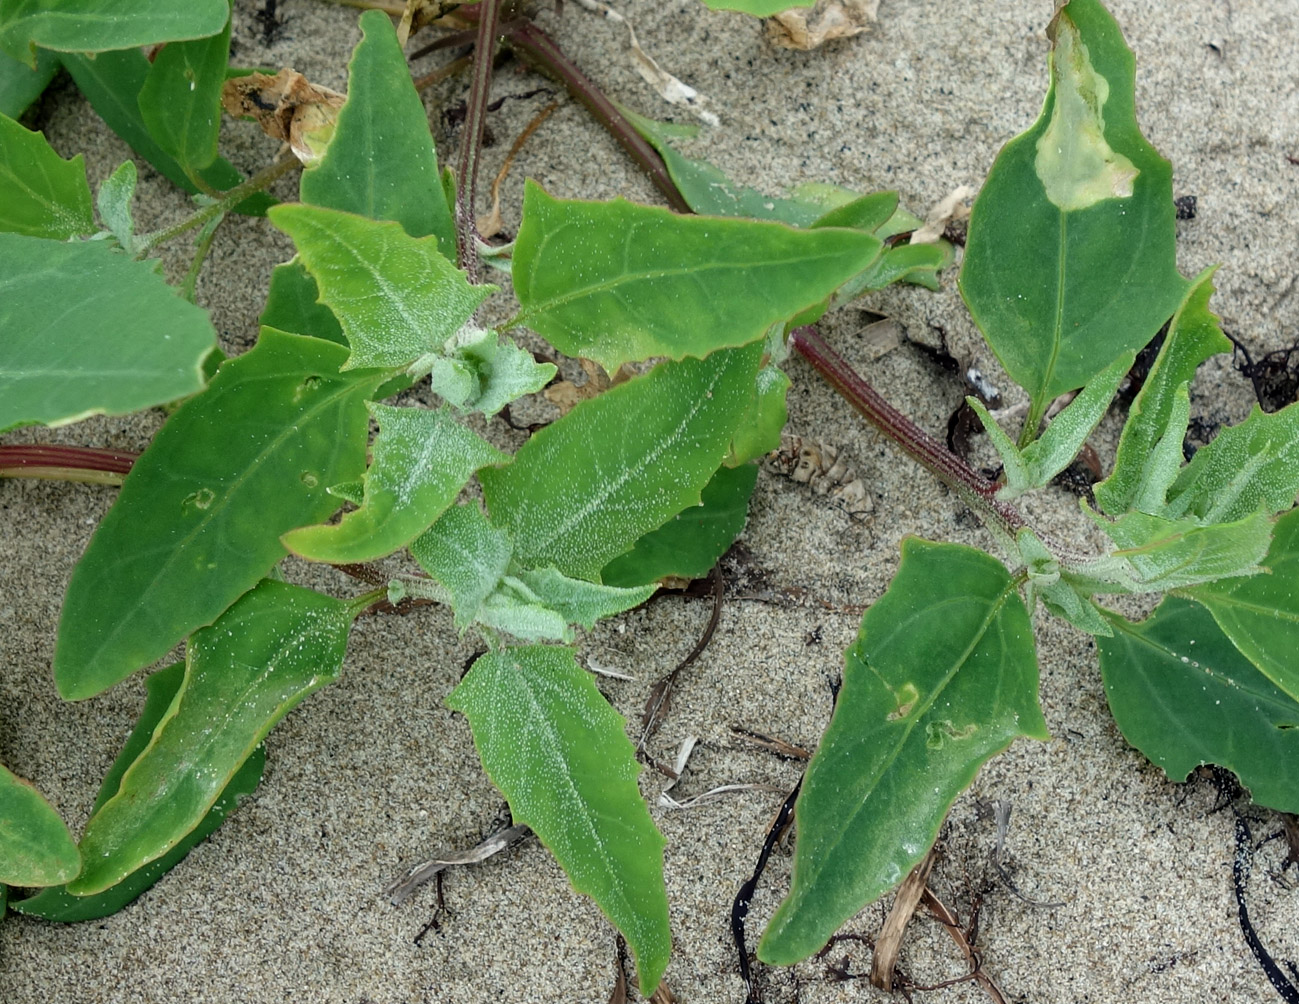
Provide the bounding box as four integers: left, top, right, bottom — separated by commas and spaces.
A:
347, 587, 390, 619
136, 154, 300, 256
180, 214, 225, 302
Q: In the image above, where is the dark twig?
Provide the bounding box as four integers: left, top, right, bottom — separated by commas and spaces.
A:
732, 780, 801, 1004
638, 565, 724, 750
1233, 812, 1299, 1003
919, 887, 1010, 1004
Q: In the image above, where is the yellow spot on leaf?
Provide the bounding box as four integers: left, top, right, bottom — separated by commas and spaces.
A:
1035, 13, 1138, 212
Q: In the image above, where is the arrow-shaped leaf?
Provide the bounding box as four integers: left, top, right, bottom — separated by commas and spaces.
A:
270, 203, 491, 371
282, 402, 507, 564
759, 538, 1047, 965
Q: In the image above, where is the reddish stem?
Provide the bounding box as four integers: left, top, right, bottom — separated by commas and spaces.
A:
0, 444, 137, 485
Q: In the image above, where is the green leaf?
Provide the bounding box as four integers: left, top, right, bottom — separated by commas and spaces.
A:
0, 46, 58, 118
410, 504, 513, 630
1016, 528, 1112, 636
424, 327, 556, 417
619, 104, 840, 226
258, 258, 345, 346
0, 233, 215, 432
137, 5, 231, 173
810, 191, 900, 232
1189, 506, 1299, 704
447, 646, 670, 993
512, 181, 881, 371
759, 539, 1046, 965
54, 329, 382, 700
970, 350, 1134, 499
1095, 268, 1230, 515
68, 581, 349, 895
12, 663, 266, 921
269, 203, 491, 371
300, 9, 455, 255
1163, 402, 1299, 524
838, 241, 950, 298
0, 0, 228, 66
60, 49, 271, 216
96, 158, 138, 252
601, 463, 758, 587
727, 363, 790, 467
481, 344, 763, 580
958, 0, 1187, 421
0, 764, 79, 887
0, 110, 93, 238
510, 568, 655, 630
1091, 508, 1272, 592
282, 402, 507, 564
701, 0, 814, 12
1099, 598, 1299, 814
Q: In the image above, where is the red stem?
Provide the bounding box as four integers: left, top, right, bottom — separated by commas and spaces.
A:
0, 444, 137, 484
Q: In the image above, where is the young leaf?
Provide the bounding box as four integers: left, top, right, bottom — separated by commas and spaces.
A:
0, 764, 79, 887
300, 10, 455, 255
68, 581, 350, 895
96, 159, 139, 252
0, 234, 215, 432
137, 4, 232, 173
54, 329, 382, 700
60, 49, 271, 216
0, 110, 93, 238
269, 203, 491, 371
971, 350, 1134, 499
1095, 268, 1230, 515
511, 181, 882, 371
447, 646, 670, 993
0, 46, 59, 118
410, 504, 513, 630
601, 463, 759, 587
810, 191, 900, 232
259, 258, 345, 346
282, 402, 507, 564
509, 568, 655, 630
12, 663, 266, 921
1189, 506, 1299, 704
1162, 402, 1299, 524
1092, 508, 1272, 592
424, 327, 556, 418
481, 343, 763, 580
958, 0, 1186, 423
1099, 599, 1299, 814
0, 0, 228, 67
759, 539, 1047, 965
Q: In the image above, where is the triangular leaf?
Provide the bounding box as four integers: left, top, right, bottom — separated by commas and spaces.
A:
1095, 267, 1230, 515
759, 539, 1046, 965
300, 9, 455, 255
270, 203, 491, 371
410, 504, 513, 631
959, 0, 1187, 422
282, 402, 507, 564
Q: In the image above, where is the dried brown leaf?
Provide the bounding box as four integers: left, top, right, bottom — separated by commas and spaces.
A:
221, 69, 345, 166
766, 0, 880, 51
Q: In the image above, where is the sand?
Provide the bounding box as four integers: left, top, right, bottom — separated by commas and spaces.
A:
2, 0, 1298, 1001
